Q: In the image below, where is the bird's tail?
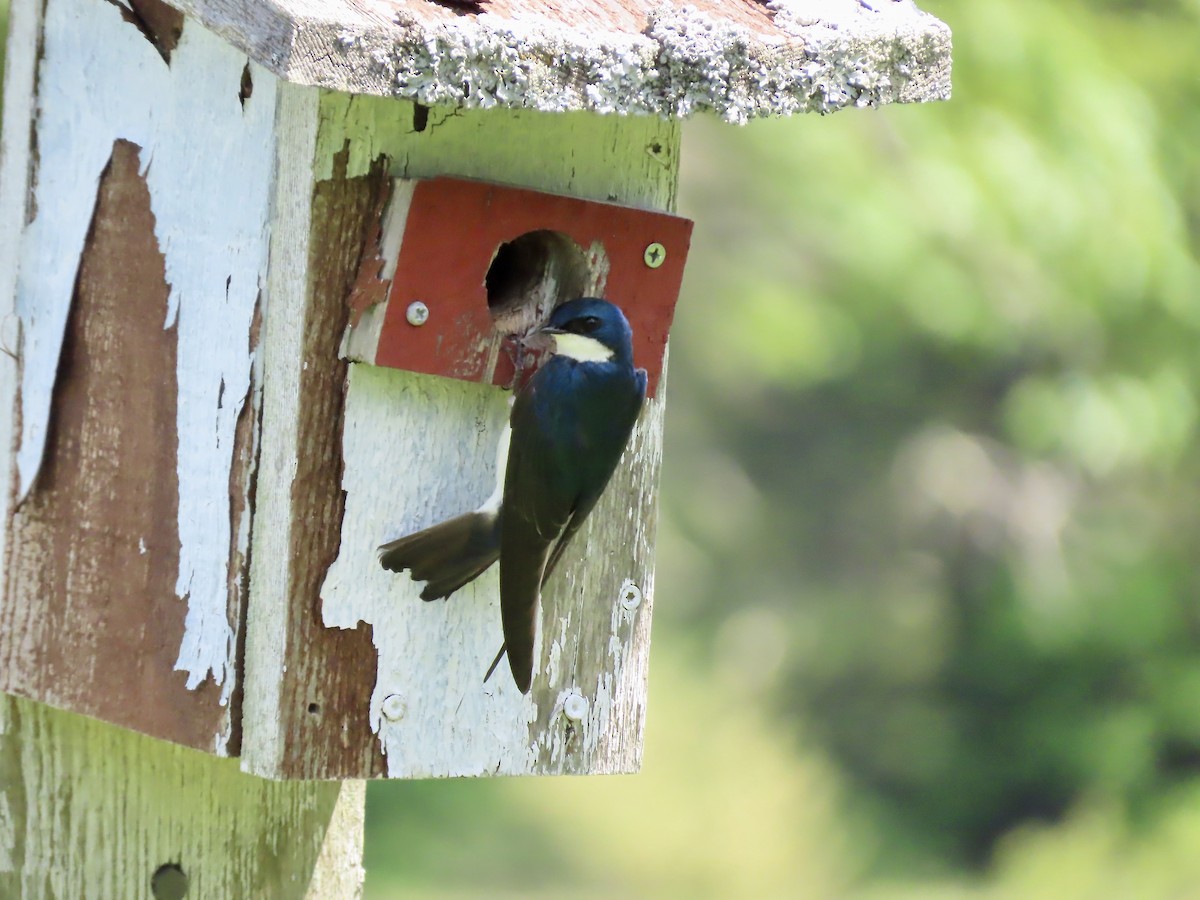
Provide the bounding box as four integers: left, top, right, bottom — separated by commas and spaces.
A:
378, 511, 501, 601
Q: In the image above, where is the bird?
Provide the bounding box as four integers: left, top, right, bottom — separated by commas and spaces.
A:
379, 297, 647, 694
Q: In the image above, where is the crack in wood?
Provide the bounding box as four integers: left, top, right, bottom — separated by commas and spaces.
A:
239, 63, 253, 107
222, 297, 263, 758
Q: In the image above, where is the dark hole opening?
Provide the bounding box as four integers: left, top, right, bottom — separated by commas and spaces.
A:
412, 103, 430, 133
485, 230, 590, 336
239, 64, 253, 106
307, 702, 320, 715
432, 0, 485, 13
151, 863, 188, 900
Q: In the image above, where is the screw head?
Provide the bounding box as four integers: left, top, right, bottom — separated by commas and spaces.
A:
563, 692, 589, 722
406, 301, 430, 326
381, 693, 406, 722
619, 579, 642, 611
643, 242, 666, 269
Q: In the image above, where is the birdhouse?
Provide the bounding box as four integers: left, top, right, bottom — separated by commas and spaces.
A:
0, 0, 951, 792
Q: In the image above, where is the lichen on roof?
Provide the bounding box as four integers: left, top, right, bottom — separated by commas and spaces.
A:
174, 0, 952, 122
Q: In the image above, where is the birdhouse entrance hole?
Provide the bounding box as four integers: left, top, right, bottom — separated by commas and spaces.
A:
485, 229, 591, 337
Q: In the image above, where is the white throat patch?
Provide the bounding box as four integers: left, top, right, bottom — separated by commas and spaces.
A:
551, 332, 614, 363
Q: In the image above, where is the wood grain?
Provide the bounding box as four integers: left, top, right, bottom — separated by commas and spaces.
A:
0, 695, 363, 898
0, 139, 230, 751
0, 0, 45, 624
275, 150, 391, 780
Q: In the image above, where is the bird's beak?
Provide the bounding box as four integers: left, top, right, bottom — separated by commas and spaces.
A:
522, 322, 562, 354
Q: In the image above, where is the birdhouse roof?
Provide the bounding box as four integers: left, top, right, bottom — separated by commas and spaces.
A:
175, 0, 950, 122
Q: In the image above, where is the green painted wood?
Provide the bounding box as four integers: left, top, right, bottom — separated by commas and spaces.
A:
0, 697, 364, 898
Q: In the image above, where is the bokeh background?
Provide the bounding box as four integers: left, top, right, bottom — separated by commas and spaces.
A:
6, 0, 1200, 896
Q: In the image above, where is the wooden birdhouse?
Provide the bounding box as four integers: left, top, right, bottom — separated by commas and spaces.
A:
0, 0, 950, 891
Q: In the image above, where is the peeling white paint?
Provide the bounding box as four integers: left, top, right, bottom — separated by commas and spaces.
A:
17, 0, 276, 699
535, 562, 653, 771
339, 180, 413, 365
321, 364, 538, 777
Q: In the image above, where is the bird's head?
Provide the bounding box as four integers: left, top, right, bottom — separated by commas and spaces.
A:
538, 297, 634, 365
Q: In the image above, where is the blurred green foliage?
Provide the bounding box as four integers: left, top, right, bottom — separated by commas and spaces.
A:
667, 0, 1200, 874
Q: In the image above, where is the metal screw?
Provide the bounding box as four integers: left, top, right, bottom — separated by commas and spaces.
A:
563, 692, 589, 722
643, 242, 666, 269
406, 300, 430, 326
619, 579, 642, 611
381, 693, 406, 722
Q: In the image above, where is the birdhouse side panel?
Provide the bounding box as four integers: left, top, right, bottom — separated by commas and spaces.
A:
1, 140, 230, 747
0, 0, 278, 754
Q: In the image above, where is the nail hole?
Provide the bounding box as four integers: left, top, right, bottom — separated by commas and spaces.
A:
412, 103, 429, 132
239, 64, 253, 106
485, 230, 590, 336
431, 0, 485, 13
307, 702, 320, 714
151, 863, 188, 900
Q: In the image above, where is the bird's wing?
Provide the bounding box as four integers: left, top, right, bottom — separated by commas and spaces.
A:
541, 494, 600, 585
542, 368, 646, 583
498, 382, 576, 693
378, 510, 500, 600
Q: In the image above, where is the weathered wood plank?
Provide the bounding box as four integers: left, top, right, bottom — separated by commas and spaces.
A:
243, 82, 389, 779
277, 152, 393, 781
243, 94, 679, 778
0, 696, 364, 898
0, 0, 45, 635
162, 0, 952, 121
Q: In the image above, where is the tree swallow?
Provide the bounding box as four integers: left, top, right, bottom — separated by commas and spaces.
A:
379, 297, 647, 694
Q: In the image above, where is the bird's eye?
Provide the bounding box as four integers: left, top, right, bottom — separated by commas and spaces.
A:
560, 314, 603, 335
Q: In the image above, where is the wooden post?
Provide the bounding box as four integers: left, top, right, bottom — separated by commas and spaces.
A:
0, 0, 950, 893
0, 695, 363, 898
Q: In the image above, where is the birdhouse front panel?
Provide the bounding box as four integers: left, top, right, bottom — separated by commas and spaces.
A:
240, 94, 680, 779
